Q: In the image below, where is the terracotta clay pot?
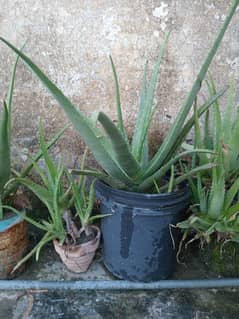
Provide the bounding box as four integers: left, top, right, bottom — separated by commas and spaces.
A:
0, 215, 28, 279
53, 225, 101, 273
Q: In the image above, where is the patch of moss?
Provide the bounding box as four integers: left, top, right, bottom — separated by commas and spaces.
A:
200, 240, 239, 277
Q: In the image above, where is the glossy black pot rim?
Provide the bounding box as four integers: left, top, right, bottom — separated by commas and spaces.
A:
96, 180, 190, 208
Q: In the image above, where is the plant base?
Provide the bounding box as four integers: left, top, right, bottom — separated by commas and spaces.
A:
0, 216, 28, 279
53, 225, 101, 273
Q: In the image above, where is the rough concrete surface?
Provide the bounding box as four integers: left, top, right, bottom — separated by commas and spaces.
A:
0, 1, 239, 167
2, 288, 239, 319
0, 240, 239, 318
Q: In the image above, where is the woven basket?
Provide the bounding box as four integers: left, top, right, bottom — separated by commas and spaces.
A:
0, 217, 28, 279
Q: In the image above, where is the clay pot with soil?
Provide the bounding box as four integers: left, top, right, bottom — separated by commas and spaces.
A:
53, 224, 100, 273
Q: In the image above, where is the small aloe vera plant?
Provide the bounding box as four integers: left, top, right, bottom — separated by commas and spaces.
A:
9, 127, 103, 272
177, 78, 239, 246
67, 148, 107, 237
177, 148, 239, 246
5, 125, 74, 269
0, 0, 238, 193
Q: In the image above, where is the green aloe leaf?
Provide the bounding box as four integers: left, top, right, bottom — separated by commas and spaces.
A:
198, 185, 208, 215
38, 122, 57, 185
0, 52, 20, 195
208, 170, 225, 219
223, 80, 235, 144
109, 56, 128, 144
0, 101, 10, 194
132, 32, 170, 161
224, 202, 239, 219
203, 109, 213, 150
131, 60, 148, 163
67, 171, 84, 218
193, 99, 209, 166
6, 52, 21, 138
12, 231, 54, 272
132, 32, 170, 163
224, 176, 239, 211
15, 177, 53, 214
227, 101, 239, 173
98, 112, 141, 180
84, 179, 97, 225
206, 75, 222, 150
52, 164, 65, 229
2, 205, 49, 232
193, 99, 203, 149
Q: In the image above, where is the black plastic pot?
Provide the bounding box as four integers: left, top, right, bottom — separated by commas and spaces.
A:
96, 181, 190, 282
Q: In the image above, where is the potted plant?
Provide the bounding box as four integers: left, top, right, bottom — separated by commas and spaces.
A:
10, 128, 103, 273
0, 54, 67, 279
177, 78, 239, 276
1, 0, 238, 281
54, 147, 105, 273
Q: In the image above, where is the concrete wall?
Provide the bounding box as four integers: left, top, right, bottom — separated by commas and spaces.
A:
0, 0, 239, 168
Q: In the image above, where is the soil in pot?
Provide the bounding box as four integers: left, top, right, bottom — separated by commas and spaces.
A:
53, 225, 101, 273
0, 213, 28, 279
200, 239, 239, 277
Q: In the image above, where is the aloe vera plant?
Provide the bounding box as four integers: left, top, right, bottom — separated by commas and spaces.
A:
185, 77, 239, 181
177, 78, 239, 246
0, 53, 68, 220
67, 148, 108, 236
9, 128, 104, 271
177, 148, 239, 245
6, 125, 74, 270
0, 0, 238, 192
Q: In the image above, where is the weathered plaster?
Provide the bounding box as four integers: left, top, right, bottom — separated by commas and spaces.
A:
0, 0, 238, 167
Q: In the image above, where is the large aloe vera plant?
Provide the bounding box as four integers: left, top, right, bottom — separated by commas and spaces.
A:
1, 0, 238, 193
0, 54, 68, 220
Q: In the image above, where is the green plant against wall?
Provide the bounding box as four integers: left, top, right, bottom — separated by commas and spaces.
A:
7, 127, 104, 272
0, 54, 68, 220
177, 80, 239, 246
4, 125, 74, 266
178, 151, 239, 246
0, 0, 238, 193
184, 77, 239, 183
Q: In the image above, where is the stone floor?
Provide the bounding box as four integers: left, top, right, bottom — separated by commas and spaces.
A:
1, 237, 239, 319
2, 287, 239, 319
